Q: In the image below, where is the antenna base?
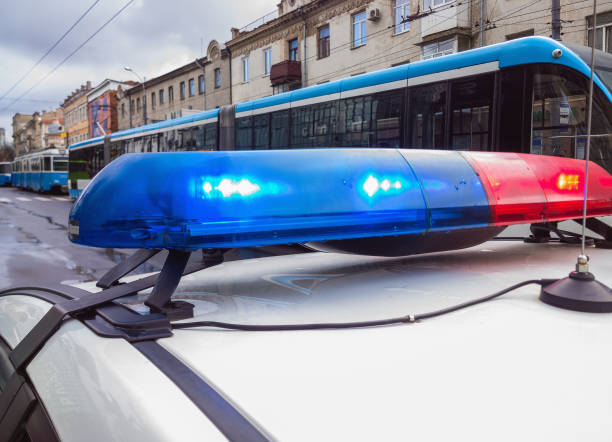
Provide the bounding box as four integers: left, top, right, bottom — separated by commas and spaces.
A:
540, 272, 612, 313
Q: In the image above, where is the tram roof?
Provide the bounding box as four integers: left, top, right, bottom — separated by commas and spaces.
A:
14, 148, 67, 160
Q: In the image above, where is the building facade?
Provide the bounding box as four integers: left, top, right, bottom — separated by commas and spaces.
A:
11, 109, 65, 155
87, 79, 135, 138
117, 40, 231, 130
62, 82, 92, 147
225, 0, 610, 104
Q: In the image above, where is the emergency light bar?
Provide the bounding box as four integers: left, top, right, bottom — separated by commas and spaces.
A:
68, 149, 612, 255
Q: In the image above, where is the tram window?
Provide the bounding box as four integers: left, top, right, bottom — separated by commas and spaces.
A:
52, 159, 67, 171
165, 130, 177, 151
531, 64, 612, 172
150, 135, 159, 153
159, 132, 168, 152
270, 110, 290, 149
450, 74, 493, 150
204, 123, 217, 149
182, 129, 195, 150
313, 101, 336, 147
31, 158, 40, 172
110, 142, 122, 161
532, 66, 587, 158
408, 82, 447, 149
43, 157, 51, 171
373, 91, 402, 148
94, 146, 104, 175
253, 114, 270, 149
236, 117, 253, 149
194, 125, 205, 149
338, 96, 373, 147
133, 137, 144, 153
291, 101, 337, 148
291, 105, 314, 148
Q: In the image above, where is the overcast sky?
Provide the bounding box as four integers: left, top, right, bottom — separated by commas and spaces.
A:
0, 0, 274, 139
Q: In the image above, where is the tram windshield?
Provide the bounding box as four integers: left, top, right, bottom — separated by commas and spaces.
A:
53, 158, 68, 171
0, 163, 11, 174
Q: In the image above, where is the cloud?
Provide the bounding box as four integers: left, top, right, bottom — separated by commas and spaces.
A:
0, 0, 274, 139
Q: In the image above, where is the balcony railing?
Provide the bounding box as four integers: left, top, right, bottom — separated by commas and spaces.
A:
239, 10, 279, 33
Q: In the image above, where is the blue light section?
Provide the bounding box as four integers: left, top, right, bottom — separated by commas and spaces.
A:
69, 149, 428, 250
399, 150, 490, 230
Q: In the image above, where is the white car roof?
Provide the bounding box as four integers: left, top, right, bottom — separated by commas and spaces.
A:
2, 223, 611, 440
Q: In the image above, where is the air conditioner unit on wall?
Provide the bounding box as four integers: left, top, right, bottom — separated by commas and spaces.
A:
368, 8, 381, 21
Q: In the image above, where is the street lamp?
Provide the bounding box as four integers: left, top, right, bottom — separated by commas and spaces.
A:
125, 66, 147, 126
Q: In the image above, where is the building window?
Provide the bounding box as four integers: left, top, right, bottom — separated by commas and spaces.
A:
151, 92, 156, 109
199, 75, 205, 94
136, 97, 141, 113
130, 99, 134, 114
180, 81, 186, 100
215, 68, 221, 88
318, 25, 330, 58
264, 48, 272, 75
121, 103, 125, 117
289, 38, 299, 60
424, 0, 454, 8
352, 11, 367, 47
394, 0, 410, 34
422, 38, 455, 59
189, 78, 195, 96
588, 12, 612, 54
242, 56, 250, 82
159, 89, 165, 104
168, 86, 174, 102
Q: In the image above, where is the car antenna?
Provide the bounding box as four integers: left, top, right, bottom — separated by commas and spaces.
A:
540, 0, 612, 312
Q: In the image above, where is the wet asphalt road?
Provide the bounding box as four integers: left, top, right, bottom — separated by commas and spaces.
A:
0, 186, 163, 288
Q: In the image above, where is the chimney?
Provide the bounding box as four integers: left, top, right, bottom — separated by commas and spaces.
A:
86, 81, 91, 89
231, 27, 240, 39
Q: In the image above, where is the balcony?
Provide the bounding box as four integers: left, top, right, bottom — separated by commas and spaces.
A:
421, 1, 470, 38
270, 60, 301, 87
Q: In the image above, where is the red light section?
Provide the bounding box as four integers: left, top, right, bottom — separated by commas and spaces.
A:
462, 152, 612, 226
460, 152, 546, 226
517, 154, 612, 221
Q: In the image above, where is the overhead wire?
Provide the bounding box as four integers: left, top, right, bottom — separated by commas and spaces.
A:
0, 0, 100, 105
1, 0, 135, 115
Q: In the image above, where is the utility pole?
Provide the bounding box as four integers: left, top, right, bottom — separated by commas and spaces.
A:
552, 0, 561, 40
479, 0, 486, 47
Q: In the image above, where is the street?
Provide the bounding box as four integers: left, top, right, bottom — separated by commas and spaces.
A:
0, 186, 161, 288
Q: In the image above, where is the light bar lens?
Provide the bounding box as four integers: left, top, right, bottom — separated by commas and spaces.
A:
69, 149, 612, 251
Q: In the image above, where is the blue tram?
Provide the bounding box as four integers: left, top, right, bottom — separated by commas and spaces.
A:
12, 149, 68, 193
0, 162, 11, 186
69, 37, 612, 199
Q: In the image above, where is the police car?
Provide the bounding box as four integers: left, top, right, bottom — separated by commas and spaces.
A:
1, 148, 611, 441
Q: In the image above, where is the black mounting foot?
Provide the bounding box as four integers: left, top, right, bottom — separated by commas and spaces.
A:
540, 272, 612, 313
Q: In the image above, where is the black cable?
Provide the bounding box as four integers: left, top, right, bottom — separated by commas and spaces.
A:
170, 279, 556, 332
0, 0, 100, 105
1, 0, 134, 114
